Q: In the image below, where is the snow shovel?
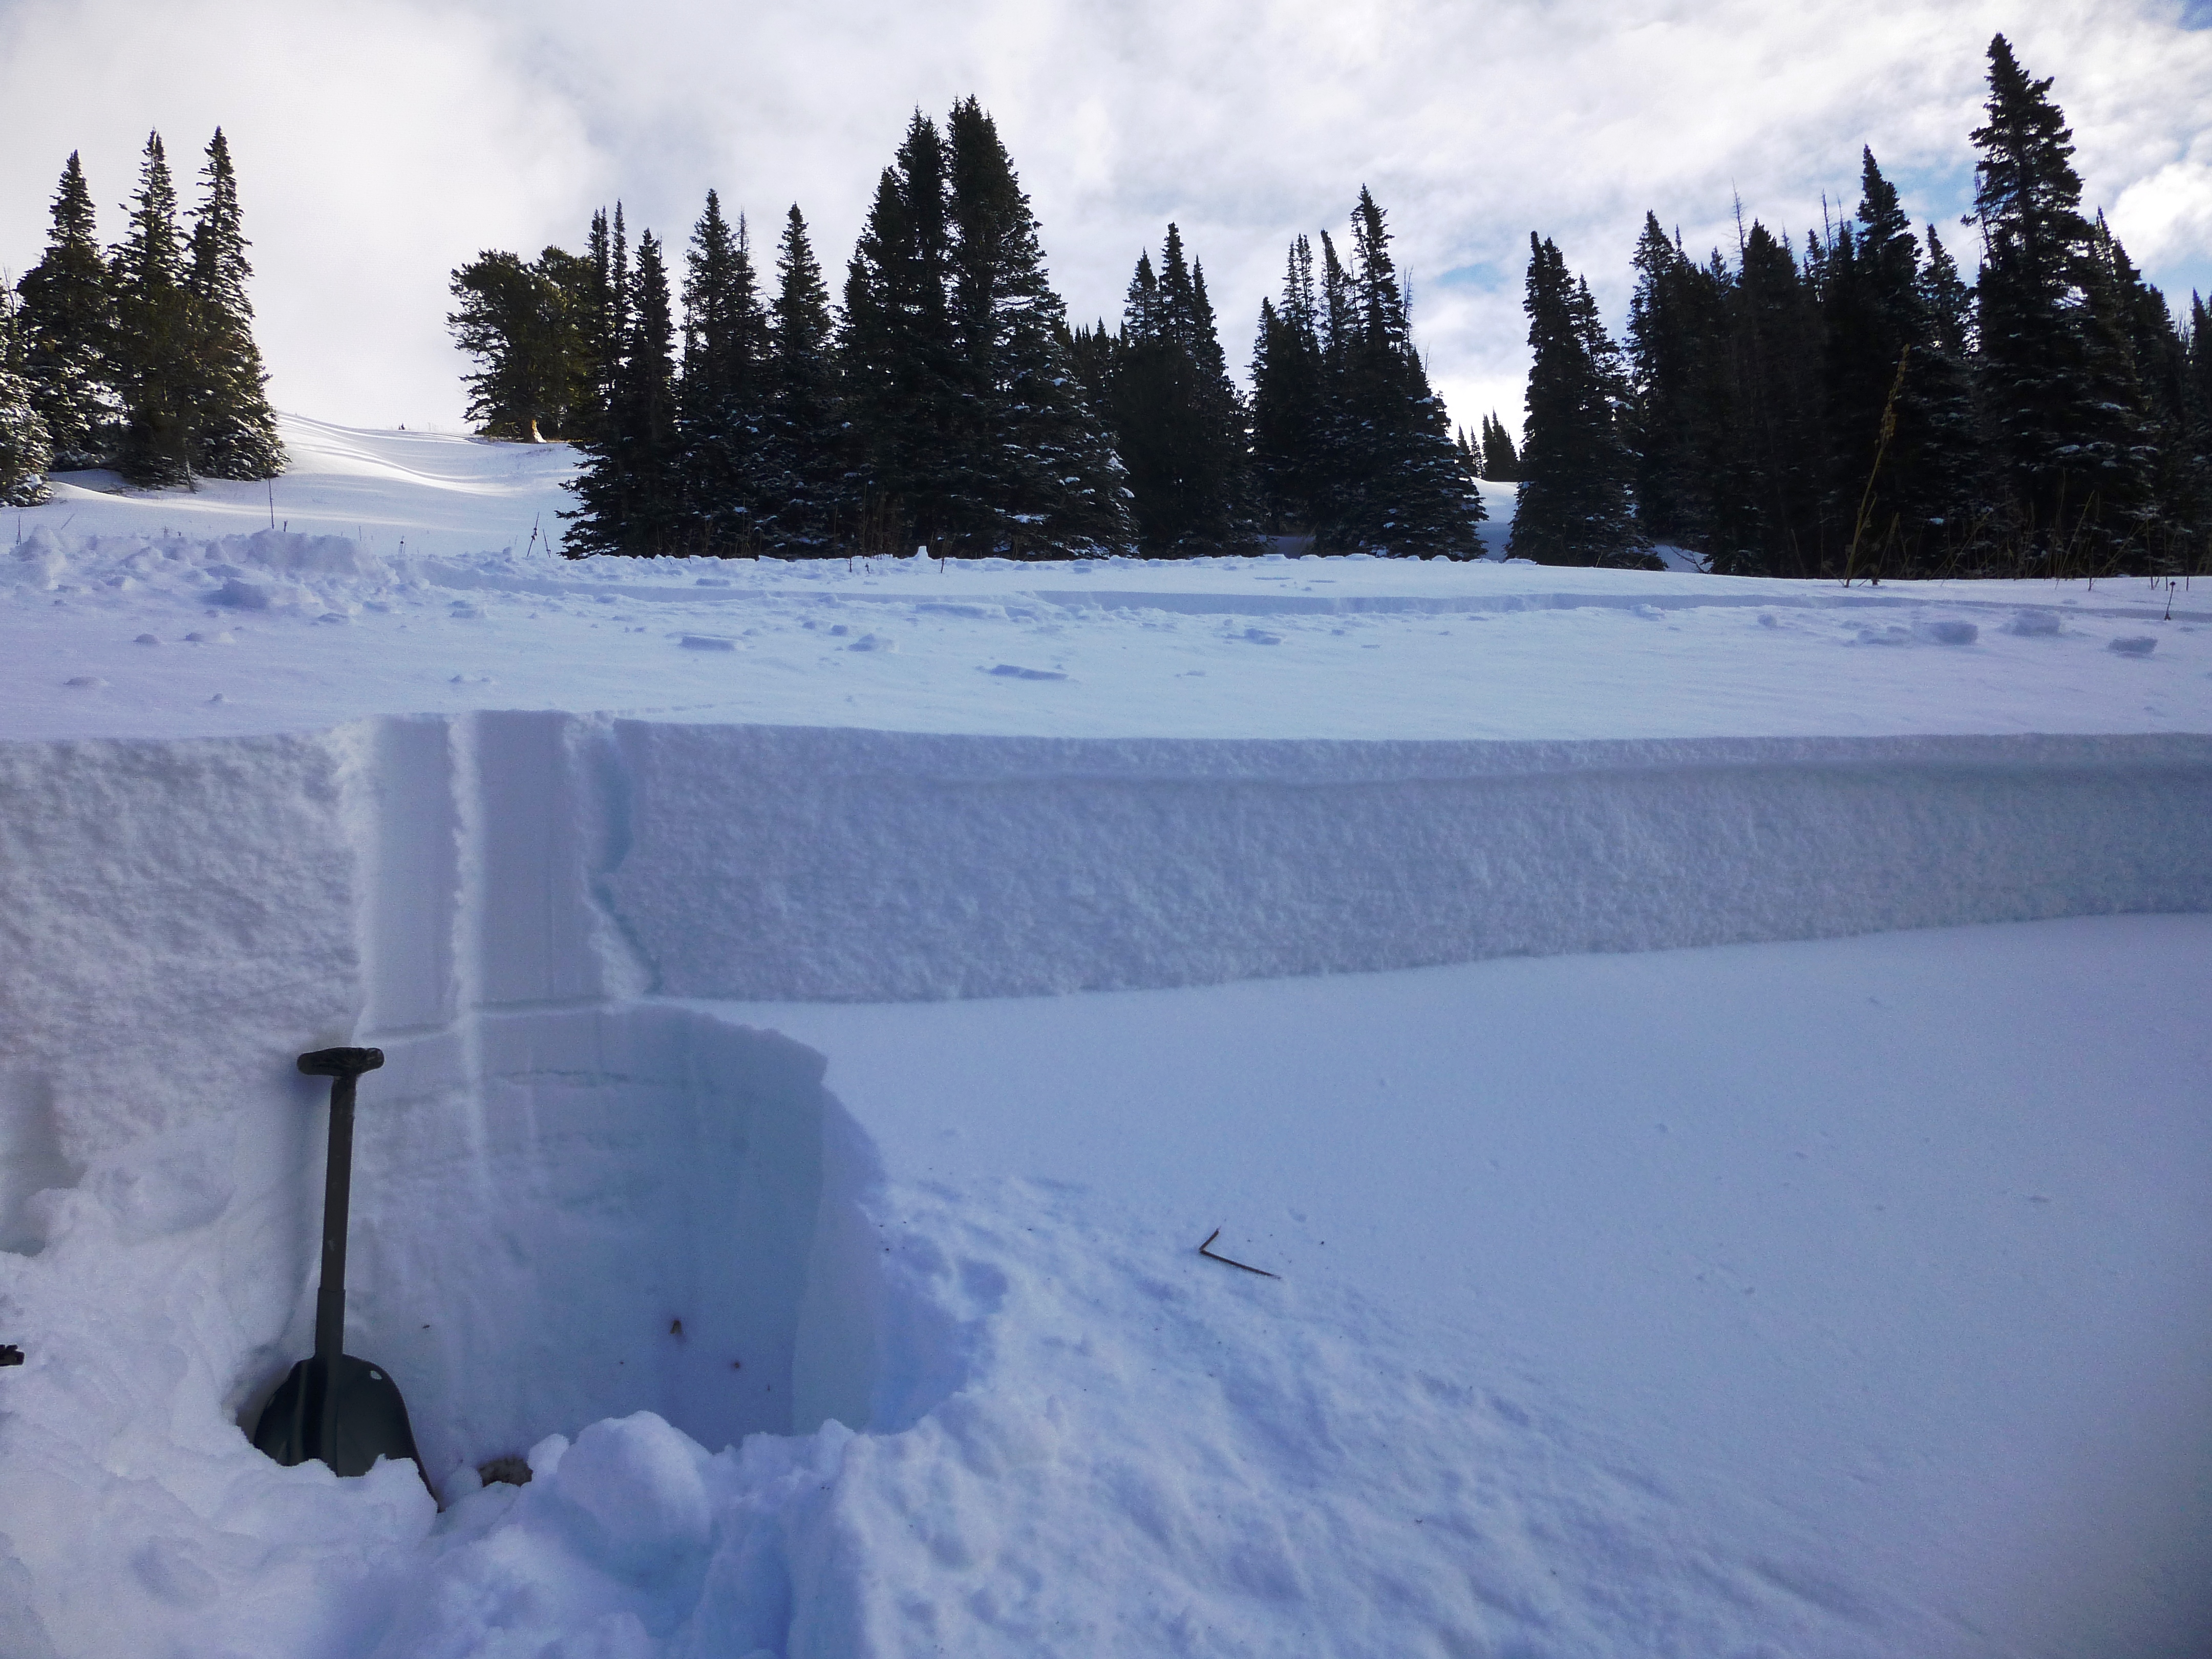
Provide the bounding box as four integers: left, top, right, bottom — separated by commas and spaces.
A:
251, 1047, 426, 1483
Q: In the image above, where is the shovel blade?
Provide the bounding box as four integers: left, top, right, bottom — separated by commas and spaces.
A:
251, 1353, 424, 1479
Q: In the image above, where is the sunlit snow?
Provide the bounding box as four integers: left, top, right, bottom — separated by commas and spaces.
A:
1, 416, 2207, 1658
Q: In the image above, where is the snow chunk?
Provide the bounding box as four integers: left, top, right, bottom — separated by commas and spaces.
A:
542, 1412, 712, 1578
2108, 635, 2158, 657
1916, 619, 1979, 646
2006, 610, 2064, 636
987, 663, 1067, 680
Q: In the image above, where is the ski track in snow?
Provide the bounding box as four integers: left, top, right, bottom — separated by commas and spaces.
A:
1, 416, 2208, 1659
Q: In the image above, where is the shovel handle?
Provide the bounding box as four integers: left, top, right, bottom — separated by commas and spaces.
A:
300, 1048, 382, 1450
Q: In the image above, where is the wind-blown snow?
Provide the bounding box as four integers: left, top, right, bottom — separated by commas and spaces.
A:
1, 418, 2208, 1659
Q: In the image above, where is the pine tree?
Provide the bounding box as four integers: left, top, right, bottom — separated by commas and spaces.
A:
1107, 224, 1259, 554
841, 111, 965, 549
14, 153, 120, 469
1478, 411, 1522, 481
940, 96, 1130, 555
754, 204, 853, 555
111, 132, 194, 487
1310, 189, 1481, 556
1713, 223, 1828, 575
677, 191, 769, 552
1511, 235, 1636, 564
1625, 211, 1724, 548
0, 285, 55, 506
563, 230, 683, 555
448, 250, 572, 439
570, 206, 631, 446
184, 130, 283, 479
2089, 219, 2200, 557
1249, 236, 1325, 529
1971, 33, 2154, 560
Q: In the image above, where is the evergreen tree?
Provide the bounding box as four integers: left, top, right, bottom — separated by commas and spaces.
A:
448, 250, 572, 439
1105, 224, 1259, 554
840, 112, 962, 548
1311, 189, 1480, 555
1478, 411, 1521, 480
111, 132, 194, 486
1970, 33, 2153, 559
571, 206, 631, 446
1717, 223, 1828, 574
754, 204, 854, 555
563, 230, 683, 555
1823, 150, 1982, 575
940, 96, 1130, 555
0, 285, 55, 506
1511, 235, 1636, 564
1249, 236, 1326, 530
2090, 219, 2202, 556
1625, 211, 1721, 547
677, 191, 769, 551
14, 153, 120, 469
184, 130, 283, 479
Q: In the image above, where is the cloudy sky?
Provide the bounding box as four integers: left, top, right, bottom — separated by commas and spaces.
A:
4, 0, 2209, 439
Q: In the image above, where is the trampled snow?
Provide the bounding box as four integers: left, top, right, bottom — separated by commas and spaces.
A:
1, 418, 2207, 1657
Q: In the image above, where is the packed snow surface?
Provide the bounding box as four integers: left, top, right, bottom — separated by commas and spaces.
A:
2, 417, 2208, 1658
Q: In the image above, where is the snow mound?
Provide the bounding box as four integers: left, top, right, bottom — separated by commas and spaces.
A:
7, 525, 396, 612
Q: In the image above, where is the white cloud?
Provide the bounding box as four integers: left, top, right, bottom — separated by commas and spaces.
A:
4, 0, 2208, 435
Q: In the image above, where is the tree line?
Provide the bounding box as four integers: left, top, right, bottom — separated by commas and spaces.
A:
1511, 34, 2212, 578
1, 132, 284, 505
452, 98, 1480, 559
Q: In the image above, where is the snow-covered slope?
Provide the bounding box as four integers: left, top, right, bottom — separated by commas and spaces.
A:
2, 419, 2208, 1659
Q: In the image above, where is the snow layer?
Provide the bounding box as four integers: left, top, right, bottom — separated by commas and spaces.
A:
2, 418, 2208, 1658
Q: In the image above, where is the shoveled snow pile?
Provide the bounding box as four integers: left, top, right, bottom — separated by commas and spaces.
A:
2, 418, 2209, 1658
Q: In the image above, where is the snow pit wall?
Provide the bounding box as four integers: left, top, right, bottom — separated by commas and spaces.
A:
0, 716, 881, 1510
611, 723, 2212, 999
3, 714, 2208, 1495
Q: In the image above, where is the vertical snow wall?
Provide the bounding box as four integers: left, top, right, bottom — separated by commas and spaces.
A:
3, 715, 2209, 1488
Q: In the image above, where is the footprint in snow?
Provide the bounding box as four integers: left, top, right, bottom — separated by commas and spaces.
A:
1242, 628, 1283, 644
986, 663, 1067, 680
2108, 635, 2158, 657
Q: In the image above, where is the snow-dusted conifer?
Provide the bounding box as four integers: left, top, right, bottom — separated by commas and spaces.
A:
185, 130, 283, 480
15, 153, 120, 469
1970, 34, 2154, 558
449, 251, 572, 439
1250, 236, 1326, 529
1108, 224, 1259, 555
841, 112, 963, 549
1821, 150, 1983, 575
563, 230, 683, 556
678, 192, 769, 552
1478, 412, 1522, 481
1625, 212, 1725, 548
1313, 189, 1480, 556
112, 132, 194, 487
0, 285, 55, 505
1511, 234, 1637, 565
754, 204, 854, 555
942, 96, 1130, 555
